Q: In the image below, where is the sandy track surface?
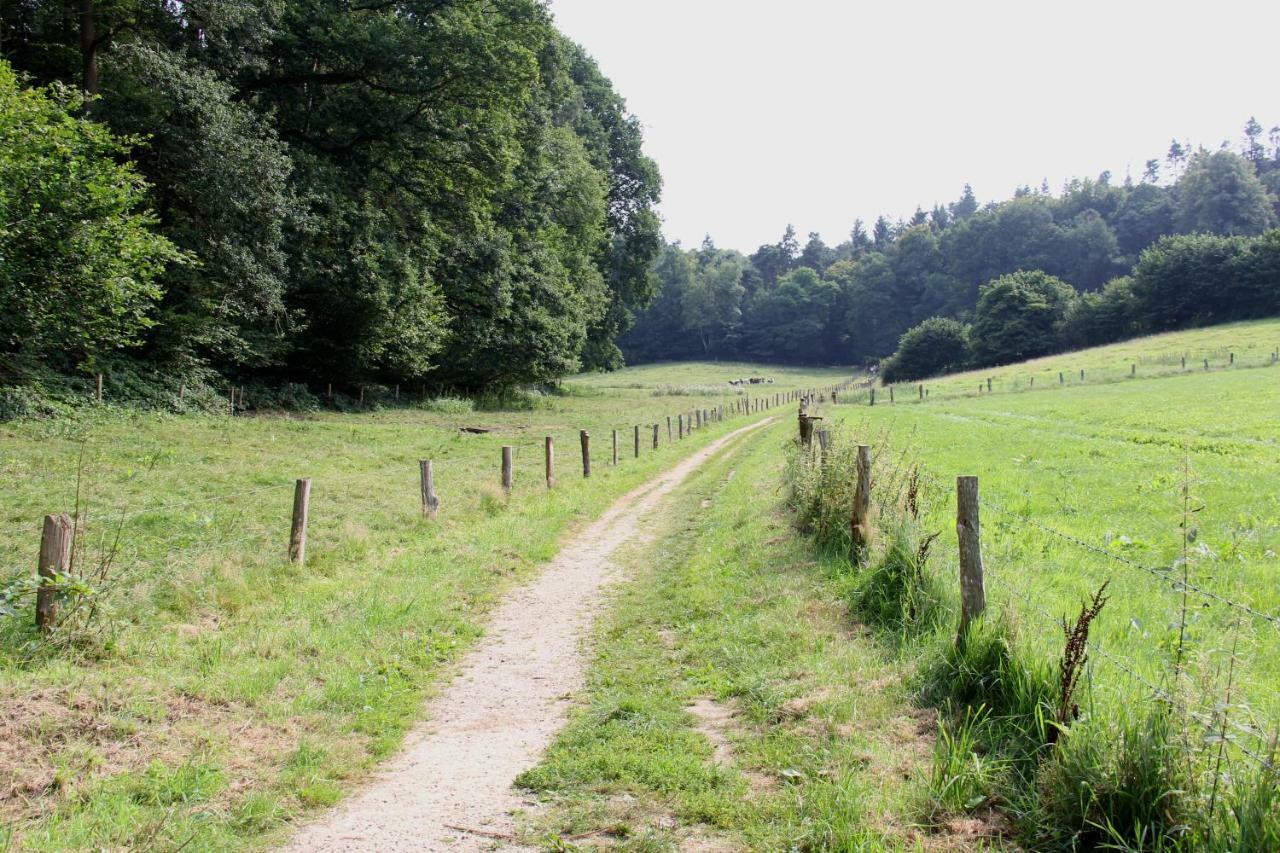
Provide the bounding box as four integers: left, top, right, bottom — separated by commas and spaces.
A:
283, 417, 775, 852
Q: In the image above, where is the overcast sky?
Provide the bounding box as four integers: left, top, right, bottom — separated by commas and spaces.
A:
549, 0, 1278, 253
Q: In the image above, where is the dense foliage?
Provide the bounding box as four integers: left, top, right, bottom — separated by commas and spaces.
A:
879, 318, 969, 383
0, 1, 661, 392
626, 125, 1280, 372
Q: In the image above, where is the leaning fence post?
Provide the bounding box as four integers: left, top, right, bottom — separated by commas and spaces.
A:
580, 430, 591, 478
35, 513, 73, 632
501, 446, 513, 493
289, 478, 311, 565
956, 475, 986, 641
545, 436, 555, 488
420, 460, 439, 518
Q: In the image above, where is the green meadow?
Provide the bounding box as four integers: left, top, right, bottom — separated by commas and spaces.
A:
0, 363, 846, 850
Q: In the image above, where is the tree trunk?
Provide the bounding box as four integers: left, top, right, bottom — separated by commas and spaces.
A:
80, 0, 99, 95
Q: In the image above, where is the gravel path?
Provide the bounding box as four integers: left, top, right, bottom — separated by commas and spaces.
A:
282, 418, 774, 852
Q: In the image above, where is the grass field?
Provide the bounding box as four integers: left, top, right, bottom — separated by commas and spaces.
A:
810, 321, 1280, 843
877, 317, 1280, 402
0, 362, 847, 850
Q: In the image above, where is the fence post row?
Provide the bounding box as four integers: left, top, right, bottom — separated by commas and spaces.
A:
289, 478, 311, 565
955, 475, 986, 642
35, 513, 73, 632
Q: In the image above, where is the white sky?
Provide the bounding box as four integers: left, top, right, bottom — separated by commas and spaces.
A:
549, 0, 1278, 253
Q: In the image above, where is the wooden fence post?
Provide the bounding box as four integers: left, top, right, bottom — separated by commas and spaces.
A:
581, 430, 591, 478
612, 429, 619, 465
35, 513, 73, 632
652, 423, 659, 449
956, 475, 986, 641
851, 445, 872, 559
501, 446, 513, 493
289, 478, 311, 565
420, 460, 439, 518
1131, 364, 1136, 377
869, 388, 876, 406
634, 425, 640, 458
545, 436, 555, 488
1059, 371, 1064, 385
919, 384, 924, 400
1181, 356, 1186, 370
1230, 352, 1234, 365
987, 377, 992, 392
95, 374, 103, 405
1079, 369, 1085, 381
667, 416, 673, 441
1204, 358, 1209, 371
677, 414, 684, 438
817, 429, 830, 457
889, 386, 894, 403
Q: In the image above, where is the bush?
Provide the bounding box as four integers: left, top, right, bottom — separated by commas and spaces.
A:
1058, 276, 1140, 350
969, 270, 1077, 368
0, 60, 181, 370
880, 317, 971, 382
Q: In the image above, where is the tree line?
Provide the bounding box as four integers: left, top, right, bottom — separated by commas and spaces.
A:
624, 123, 1280, 374
0, 1, 661, 396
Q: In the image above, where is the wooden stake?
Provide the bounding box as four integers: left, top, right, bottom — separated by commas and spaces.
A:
634, 425, 640, 459
653, 423, 659, 450
545, 437, 555, 488
289, 478, 311, 565
580, 430, 591, 478
501, 446, 513, 493
667, 416, 673, 441
612, 429, 619, 465
95, 374, 103, 404
956, 475, 986, 641
987, 377, 992, 392
36, 513, 73, 632
420, 460, 439, 518
851, 446, 872, 559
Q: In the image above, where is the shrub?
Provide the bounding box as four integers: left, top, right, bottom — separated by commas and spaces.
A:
969, 270, 1077, 368
879, 317, 970, 383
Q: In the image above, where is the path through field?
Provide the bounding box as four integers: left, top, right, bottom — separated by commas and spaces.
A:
284, 417, 776, 851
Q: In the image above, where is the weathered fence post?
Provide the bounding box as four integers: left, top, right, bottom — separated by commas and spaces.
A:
653, 423, 660, 449
817, 429, 830, 459
956, 475, 986, 642
851, 445, 872, 559
612, 429, 619, 465
501, 446, 513, 493
919, 383, 924, 400
95, 374, 103, 405
1131, 363, 1136, 377
581, 430, 591, 478
289, 478, 311, 565
545, 437, 555, 488
420, 460, 439, 518
1059, 371, 1064, 385
678, 414, 684, 438
634, 425, 640, 458
667, 416, 673, 441
869, 388, 876, 406
987, 377, 992, 392
35, 513, 73, 632
1181, 356, 1187, 370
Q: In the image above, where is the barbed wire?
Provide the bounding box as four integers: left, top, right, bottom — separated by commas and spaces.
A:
991, 567, 1275, 770
982, 495, 1280, 629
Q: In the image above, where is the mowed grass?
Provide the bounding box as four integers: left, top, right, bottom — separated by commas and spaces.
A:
518, 419, 948, 850
0, 362, 848, 850
879, 317, 1280, 402
829, 332, 1280, 761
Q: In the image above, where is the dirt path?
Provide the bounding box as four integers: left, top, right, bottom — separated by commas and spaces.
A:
283, 418, 776, 852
